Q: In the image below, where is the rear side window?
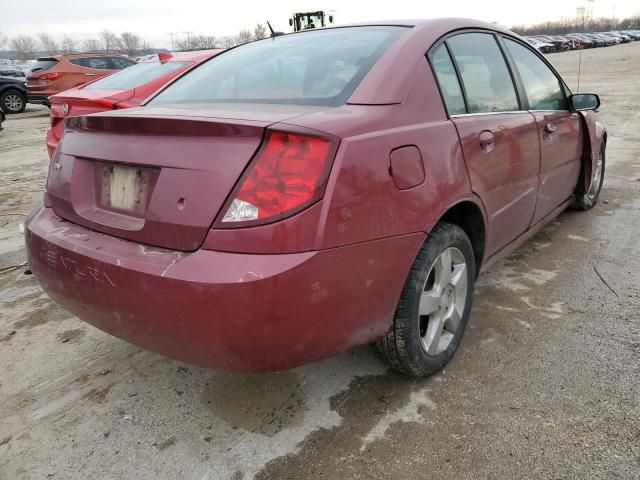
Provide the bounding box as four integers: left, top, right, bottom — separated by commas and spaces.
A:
109, 57, 136, 69
31, 58, 58, 73
69, 57, 110, 69
430, 45, 466, 115
85, 61, 188, 90
503, 38, 568, 111
447, 33, 519, 113
151, 26, 408, 107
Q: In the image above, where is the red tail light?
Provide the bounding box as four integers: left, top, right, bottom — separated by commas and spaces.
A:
39, 72, 65, 81
219, 130, 336, 226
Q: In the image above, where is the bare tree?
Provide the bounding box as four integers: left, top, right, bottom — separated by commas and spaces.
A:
512, 15, 640, 36
235, 29, 253, 45
99, 29, 118, 52
61, 36, 77, 54
140, 41, 154, 55
37, 32, 59, 55
174, 37, 195, 51
10, 35, 38, 61
175, 32, 195, 51
219, 36, 237, 48
192, 35, 218, 49
254, 23, 267, 40
0, 31, 9, 49
118, 32, 141, 57
82, 38, 101, 52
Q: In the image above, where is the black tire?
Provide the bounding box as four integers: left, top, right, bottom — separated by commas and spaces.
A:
572, 143, 605, 210
1, 89, 27, 114
375, 222, 476, 377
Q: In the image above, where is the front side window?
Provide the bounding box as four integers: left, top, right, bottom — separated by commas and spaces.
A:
430, 44, 466, 115
151, 26, 408, 107
504, 38, 568, 111
447, 33, 519, 113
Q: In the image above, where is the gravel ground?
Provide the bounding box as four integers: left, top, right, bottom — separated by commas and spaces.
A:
1, 42, 639, 480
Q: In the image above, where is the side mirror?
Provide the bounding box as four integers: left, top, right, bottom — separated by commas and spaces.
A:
328, 15, 334, 23
289, 19, 293, 26
570, 93, 600, 111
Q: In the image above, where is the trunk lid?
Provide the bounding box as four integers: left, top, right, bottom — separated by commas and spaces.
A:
46, 104, 326, 251
50, 89, 135, 143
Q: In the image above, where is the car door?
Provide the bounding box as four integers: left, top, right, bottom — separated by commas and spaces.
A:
502, 37, 583, 225
67, 57, 112, 89
432, 32, 541, 257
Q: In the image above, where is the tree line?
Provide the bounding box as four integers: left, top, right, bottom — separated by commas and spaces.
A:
0, 24, 269, 61
512, 14, 640, 36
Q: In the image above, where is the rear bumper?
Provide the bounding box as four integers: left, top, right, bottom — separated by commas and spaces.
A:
25, 207, 422, 372
27, 94, 51, 106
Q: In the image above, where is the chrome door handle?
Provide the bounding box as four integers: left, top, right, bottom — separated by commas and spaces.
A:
85, 73, 96, 76
544, 122, 557, 133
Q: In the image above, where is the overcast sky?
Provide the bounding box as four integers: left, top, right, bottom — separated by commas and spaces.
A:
2, 0, 638, 48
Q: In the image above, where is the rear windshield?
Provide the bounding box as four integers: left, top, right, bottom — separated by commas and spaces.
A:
85, 61, 189, 90
31, 58, 58, 73
151, 26, 408, 107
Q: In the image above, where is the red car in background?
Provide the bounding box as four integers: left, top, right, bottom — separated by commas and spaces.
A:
46, 49, 223, 157
27, 54, 136, 106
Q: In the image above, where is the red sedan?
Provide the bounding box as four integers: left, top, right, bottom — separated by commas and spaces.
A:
46, 49, 223, 157
25, 19, 606, 377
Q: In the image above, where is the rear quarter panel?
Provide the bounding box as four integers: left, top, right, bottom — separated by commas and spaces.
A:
289, 58, 476, 250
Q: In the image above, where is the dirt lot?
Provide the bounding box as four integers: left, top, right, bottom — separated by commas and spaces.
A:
1, 43, 639, 480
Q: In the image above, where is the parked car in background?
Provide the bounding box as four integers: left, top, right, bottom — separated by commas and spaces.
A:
27, 54, 136, 106
134, 54, 157, 62
26, 19, 606, 377
531, 35, 570, 52
0, 64, 26, 78
583, 33, 607, 47
525, 37, 554, 53
567, 33, 595, 48
0, 76, 27, 114
607, 32, 632, 43
621, 30, 640, 40
594, 33, 620, 45
46, 49, 223, 157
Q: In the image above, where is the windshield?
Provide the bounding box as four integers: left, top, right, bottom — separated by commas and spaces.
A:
151, 26, 408, 107
85, 61, 189, 90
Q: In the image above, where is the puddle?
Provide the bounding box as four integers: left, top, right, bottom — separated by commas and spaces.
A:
202, 371, 307, 437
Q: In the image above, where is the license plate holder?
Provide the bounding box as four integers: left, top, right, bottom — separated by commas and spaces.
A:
98, 163, 151, 216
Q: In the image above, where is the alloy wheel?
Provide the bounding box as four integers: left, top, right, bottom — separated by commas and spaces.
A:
587, 152, 604, 201
418, 247, 468, 356
4, 94, 24, 113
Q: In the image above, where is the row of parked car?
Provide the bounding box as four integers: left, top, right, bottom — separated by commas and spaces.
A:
0, 50, 222, 138
525, 30, 640, 53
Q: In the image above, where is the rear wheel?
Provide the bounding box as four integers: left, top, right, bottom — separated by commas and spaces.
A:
375, 222, 476, 377
1, 90, 26, 114
572, 144, 605, 210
